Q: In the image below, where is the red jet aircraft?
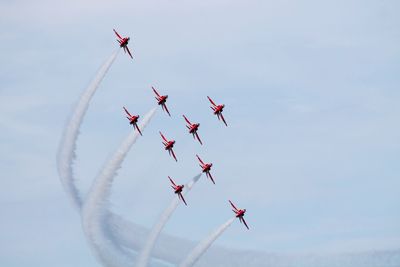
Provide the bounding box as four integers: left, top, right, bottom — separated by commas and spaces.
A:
160, 131, 177, 161
168, 176, 187, 205
229, 200, 249, 230
113, 29, 133, 59
123, 107, 142, 136
183, 115, 202, 145
207, 96, 227, 126
196, 154, 215, 184
152, 86, 171, 116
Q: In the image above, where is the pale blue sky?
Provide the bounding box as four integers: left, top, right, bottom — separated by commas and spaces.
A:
1, 0, 399, 266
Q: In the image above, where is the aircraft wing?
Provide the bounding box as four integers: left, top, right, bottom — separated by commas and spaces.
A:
208, 173, 215, 184
123, 107, 132, 117
196, 154, 205, 165
159, 132, 168, 142
242, 217, 250, 230
113, 29, 123, 39
195, 132, 203, 145
168, 176, 177, 187
229, 200, 239, 211
183, 115, 191, 125
135, 124, 142, 136
152, 86, 161, 97
179, 193, 187, 206
207, 96, 217, 107
126, 46, 133, 59
163, 103, 171, 116
220, 113, 228, 126
171, 149, 177, 162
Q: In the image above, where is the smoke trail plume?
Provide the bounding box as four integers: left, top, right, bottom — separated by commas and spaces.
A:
179, 217, 235, 267
57, 49, 119, 211
135, 173, 202, 267
82, 107, 157, 267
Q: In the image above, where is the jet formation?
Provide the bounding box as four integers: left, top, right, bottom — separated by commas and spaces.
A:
115, 29, 249, 230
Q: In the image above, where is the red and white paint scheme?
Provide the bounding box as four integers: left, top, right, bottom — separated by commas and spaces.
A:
160, 131, 177, 162
152, 86, 171, 116
168, 176, 187, 205
123, 107, 142, 136
183, 115, 202, 145
207, 96, 227, 126
113, 29, 133, 59
196, 154, 215, 184
229, 200, 249, 230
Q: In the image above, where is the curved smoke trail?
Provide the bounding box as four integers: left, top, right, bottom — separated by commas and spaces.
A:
56, 48, 136, 267
54, 47, 236, 266
82, 107, 157, 267
55, 61, 397, 266
57, 49, 119, 211
179, 217, 235, 267
136, 173, 202, 267
54, 47, 249, 266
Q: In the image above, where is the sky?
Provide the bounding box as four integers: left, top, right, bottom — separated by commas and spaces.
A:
1, 0, 400, 266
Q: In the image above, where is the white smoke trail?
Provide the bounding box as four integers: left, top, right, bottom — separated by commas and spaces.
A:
57, 49, 119, 211
135, 173, 202, 267
179, 217, 236, 267
82, 107, 157, 267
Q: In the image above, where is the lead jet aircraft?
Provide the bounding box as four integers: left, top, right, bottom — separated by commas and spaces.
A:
113, 29, 133, 59
123, 107, 142, 135
160, 131, 177, 161
183, 115, 202, 145
152, 86, 171, 116
168, 176, 187, 205
229, 200, 249, 230
196, 154, 214, 184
